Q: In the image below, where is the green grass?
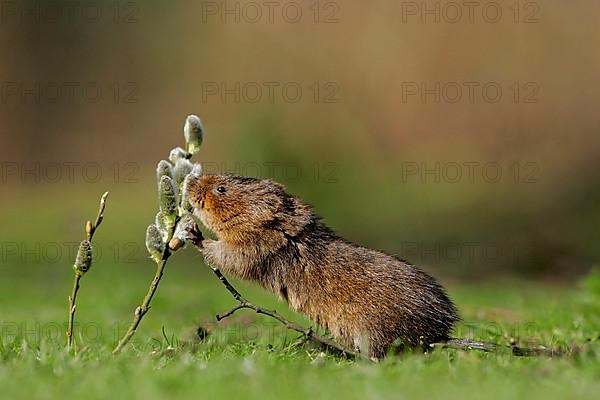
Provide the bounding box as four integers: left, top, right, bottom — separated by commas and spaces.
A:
1, 252, 599, 400
1, 191, 599, 399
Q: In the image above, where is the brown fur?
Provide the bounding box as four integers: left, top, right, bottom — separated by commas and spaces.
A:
188, 174, 459, 359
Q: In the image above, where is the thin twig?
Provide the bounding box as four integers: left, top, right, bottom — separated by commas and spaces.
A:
210, 265, 566, 360
87, 192, 109, 240
209, 265, 368, 360
66, 192, 109, 349
433, 338, 564, 357
112, 252, 172, 354
112, 202, 182, 355
66, 274, 81, 348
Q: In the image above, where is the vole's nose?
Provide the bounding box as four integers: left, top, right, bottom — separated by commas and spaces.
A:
185, 176, 205, 209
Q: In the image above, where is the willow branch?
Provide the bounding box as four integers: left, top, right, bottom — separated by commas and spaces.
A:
209, 265, 367, 360
66, 192, 109, 349
112, 250, 172, 355
66, 274, 81, 349
86, 191, 109, 241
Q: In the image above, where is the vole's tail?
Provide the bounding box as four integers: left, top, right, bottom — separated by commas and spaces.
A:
437, 338, 563, 357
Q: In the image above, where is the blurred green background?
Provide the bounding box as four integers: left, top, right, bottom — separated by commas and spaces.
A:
1, 2, 600, 398
1, 0, 599, 281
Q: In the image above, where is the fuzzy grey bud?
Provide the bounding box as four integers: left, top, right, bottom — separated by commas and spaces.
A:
159, 175, 178, 225
154, 211, 171, 242
190, 163, 202, 177
169, 214, 198, 251
175, 214, 196, 241
184, 114, 204, 155
169, 147, 189, 164
180, 162, 202, 214
73, 240, 92, 276
172, 158, 193, 186
145, 224, 165, 264
156, 160, 173, 186
180, 174, 194, 213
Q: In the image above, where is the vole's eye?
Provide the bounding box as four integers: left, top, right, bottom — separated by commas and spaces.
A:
216, 185, 227, 194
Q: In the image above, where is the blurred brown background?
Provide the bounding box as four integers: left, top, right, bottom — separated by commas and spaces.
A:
1, 0, 599, 280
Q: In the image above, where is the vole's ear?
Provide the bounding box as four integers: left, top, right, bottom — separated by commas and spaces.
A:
277, 195, 313, 237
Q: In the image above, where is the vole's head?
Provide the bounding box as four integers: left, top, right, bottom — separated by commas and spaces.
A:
187, 174, 313, 243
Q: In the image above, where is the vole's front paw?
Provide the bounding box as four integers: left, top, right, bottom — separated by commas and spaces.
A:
187, 223, 204, 248
169, 215, 204, 251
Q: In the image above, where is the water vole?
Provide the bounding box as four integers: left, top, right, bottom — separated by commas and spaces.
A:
187, 174, 459, 359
